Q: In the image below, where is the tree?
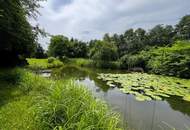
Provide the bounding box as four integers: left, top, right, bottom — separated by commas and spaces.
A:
70, 40, 87, 58
48, 35, 69, 57
0, 0, 45, 66
33, 44, 47, 58
90, 41, 118, 61
175, 15, 190, 40
48, 36, 87, 58
148, 24, 174, 46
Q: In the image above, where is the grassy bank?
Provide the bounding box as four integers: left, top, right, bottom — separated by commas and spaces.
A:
0, 68, 122, 130
27, 58, 63, 70
64, 58, 120, 69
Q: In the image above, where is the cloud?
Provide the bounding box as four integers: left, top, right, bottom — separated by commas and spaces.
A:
35, 0, 190, 49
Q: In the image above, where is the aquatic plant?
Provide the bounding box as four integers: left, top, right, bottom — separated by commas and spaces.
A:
97, 73, 190, 101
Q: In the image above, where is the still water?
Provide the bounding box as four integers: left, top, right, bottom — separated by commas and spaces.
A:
51, 66, 190, 130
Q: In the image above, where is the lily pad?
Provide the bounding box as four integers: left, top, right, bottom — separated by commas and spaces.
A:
97, 73, 190, 101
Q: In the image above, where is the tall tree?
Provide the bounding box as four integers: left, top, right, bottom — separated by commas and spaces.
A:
48, 35, 69, 57
148, 24, 174, 46
0, 0, 45, 66
175, 15, 190, 40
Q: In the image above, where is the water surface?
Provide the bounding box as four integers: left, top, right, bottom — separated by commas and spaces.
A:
52, 66, 190, 130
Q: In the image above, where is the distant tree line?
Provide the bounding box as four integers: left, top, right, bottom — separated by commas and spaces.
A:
47, 15, 190, 78
48, 15, 190, 60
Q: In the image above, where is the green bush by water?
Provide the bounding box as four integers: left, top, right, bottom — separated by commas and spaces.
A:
146, 41, 190, 78
119, 41, 190, 78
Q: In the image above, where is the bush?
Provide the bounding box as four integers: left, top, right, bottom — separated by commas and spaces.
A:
146, 41, 190, 78
93, 60, 120, 69
59, 56, 69, 63
147, 53, 190, 78
119, 54, 147, 70
0, 68, 23, 84
90, 41, 118, 61
48, 57, 55, 63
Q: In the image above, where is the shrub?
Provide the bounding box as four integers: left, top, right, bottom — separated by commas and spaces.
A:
119, 54, 148, 70
90, 41, 118, 61
48, 57, 55, 63
0, 68, 23, 84
146, 41, 190, 78
93, 60, 120, 69
59, 56, 69, 63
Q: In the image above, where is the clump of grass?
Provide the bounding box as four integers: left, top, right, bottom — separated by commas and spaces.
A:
27, 58, 63, 70
37, 80, 121, 130
0, 68, 122, 130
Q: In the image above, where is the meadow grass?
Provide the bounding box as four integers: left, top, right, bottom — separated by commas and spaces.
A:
27, 58, 63, 70
0, 68, 122, 130
68, 58, 93, 67
67, 58, 120, 69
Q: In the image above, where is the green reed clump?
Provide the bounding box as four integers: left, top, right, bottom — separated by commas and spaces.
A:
37, 80, 121, 130
0, 68, 122, 130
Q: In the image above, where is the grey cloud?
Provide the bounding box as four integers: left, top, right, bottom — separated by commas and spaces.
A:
36, 0, 190, 49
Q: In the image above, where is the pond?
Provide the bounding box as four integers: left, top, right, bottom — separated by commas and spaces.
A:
51, 66, 190, 130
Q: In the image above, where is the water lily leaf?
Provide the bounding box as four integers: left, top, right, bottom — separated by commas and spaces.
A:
97, 73, 190, 102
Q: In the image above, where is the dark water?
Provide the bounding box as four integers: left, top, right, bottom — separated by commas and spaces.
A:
52, 66, 190, 130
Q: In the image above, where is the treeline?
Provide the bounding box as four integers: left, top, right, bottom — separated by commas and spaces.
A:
48, 15, 190, 59
48, 15, 190, 78
0, 0, 46, 66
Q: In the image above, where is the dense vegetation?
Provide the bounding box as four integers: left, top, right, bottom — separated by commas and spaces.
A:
0, 1, 122, 129
1, 0, 190, 129
47, 15, 190, 78
0, 0, 46, 66
0, 68, 121, 130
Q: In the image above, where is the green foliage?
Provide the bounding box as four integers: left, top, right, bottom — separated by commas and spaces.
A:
59, 56, 70, 63
0, 68, 23, 84
48, 36, 87, 58
148, 25, 175, 46
88, 40, 119, 69
93, 61, 120, 69
97, 73, 190, 102
48, 57, 55, 63
0, 0, 44, 66
69, 39, 88, 58
90, 41, 118, 61
38, 81, 121, 130
175, 15, 190, 40
119, 54, 147, 69
146, 41, 190, 78
33, 44, 47, 59
27, 58, 63, 70
48, 35, 70, 57
0, 68, 122, 130
68, 58, 93, 67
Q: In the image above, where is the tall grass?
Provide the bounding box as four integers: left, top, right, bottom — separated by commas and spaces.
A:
0, 68, 122, 130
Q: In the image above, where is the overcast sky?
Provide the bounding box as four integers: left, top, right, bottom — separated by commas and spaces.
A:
34, 0, 190, 49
